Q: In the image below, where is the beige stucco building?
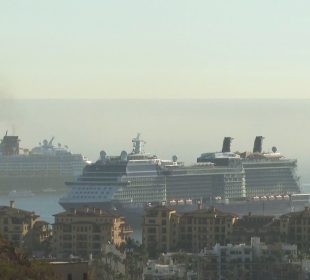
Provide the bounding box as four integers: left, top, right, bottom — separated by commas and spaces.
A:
142, 205, 180, 255
0, 201, 49, 248
143, 206, 237, 255
52, 207, 132, 258
179, 207, 237, 252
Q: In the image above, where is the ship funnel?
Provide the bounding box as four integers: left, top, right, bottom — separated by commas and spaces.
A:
253, 136, 264, 153
100, 150, 107, 161
1, 134, 20, 156
222, 137, 233, 153
120, 151, 128, 161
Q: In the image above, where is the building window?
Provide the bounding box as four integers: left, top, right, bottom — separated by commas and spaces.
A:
147, 227, 156, 234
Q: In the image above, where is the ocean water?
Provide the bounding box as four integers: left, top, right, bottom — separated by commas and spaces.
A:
0, 193, 63, 224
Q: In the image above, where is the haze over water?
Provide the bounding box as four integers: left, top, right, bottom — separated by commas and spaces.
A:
1, 99, 310, 187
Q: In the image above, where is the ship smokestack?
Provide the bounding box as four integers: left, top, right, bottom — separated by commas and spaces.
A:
253, 136, 264, 153
222, 137, 233, 153
9, 200, 15, 208
1, 134, 20, 156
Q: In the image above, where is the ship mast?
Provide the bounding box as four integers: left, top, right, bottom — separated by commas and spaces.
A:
132, 133, 146, 154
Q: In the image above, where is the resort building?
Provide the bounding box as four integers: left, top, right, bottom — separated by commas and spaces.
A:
178, 207, 237, 252
231, 213, 279, 244
52, 207, 132, 258
279, 206, 310, 249
143, 206, 237, 255
142, 205, 180, 256
0, 200, 47, 248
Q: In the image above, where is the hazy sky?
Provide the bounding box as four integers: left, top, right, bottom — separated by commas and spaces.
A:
1, 1, 310, 99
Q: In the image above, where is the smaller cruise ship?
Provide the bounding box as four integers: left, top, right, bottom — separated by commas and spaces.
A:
0, 132, 90, 192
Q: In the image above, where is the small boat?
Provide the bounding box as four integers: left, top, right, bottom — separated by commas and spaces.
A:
8, 190, 35, 198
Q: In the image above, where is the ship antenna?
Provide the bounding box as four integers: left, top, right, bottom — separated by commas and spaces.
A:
48, 137, 55, 147
132, 133, 146, 154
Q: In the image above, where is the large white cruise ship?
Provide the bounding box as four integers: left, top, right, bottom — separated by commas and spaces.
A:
198, 136, 301, 198
0, 132, 90, 193
59, 134, 246, 211
59, 135, 307, 223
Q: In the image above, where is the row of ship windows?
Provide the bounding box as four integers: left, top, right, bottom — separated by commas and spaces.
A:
73, 191, 111, 195
121, 192, 165, 196
117, 196, 165, 200
74, 187, 113, 191
70, 196, 108, 199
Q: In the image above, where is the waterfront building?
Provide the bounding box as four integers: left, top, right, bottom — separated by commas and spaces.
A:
52, 207, 132, 258
206, 237, 298, 280
142, 206, 237, 255
178, 207, 237, 252
148, 237, 299, 280
0, 201, 48, 248
33, 220, 51, 243
231, 213, 279, 244
143, 205, 310, 257
279, 206, 310, 249
142, 205, 180, 256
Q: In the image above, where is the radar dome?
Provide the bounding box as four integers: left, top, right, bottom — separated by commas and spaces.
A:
100, 150, 107, 160
272, 146, 277, 153
120, 151, 128, 161
172, 155, 178, 162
